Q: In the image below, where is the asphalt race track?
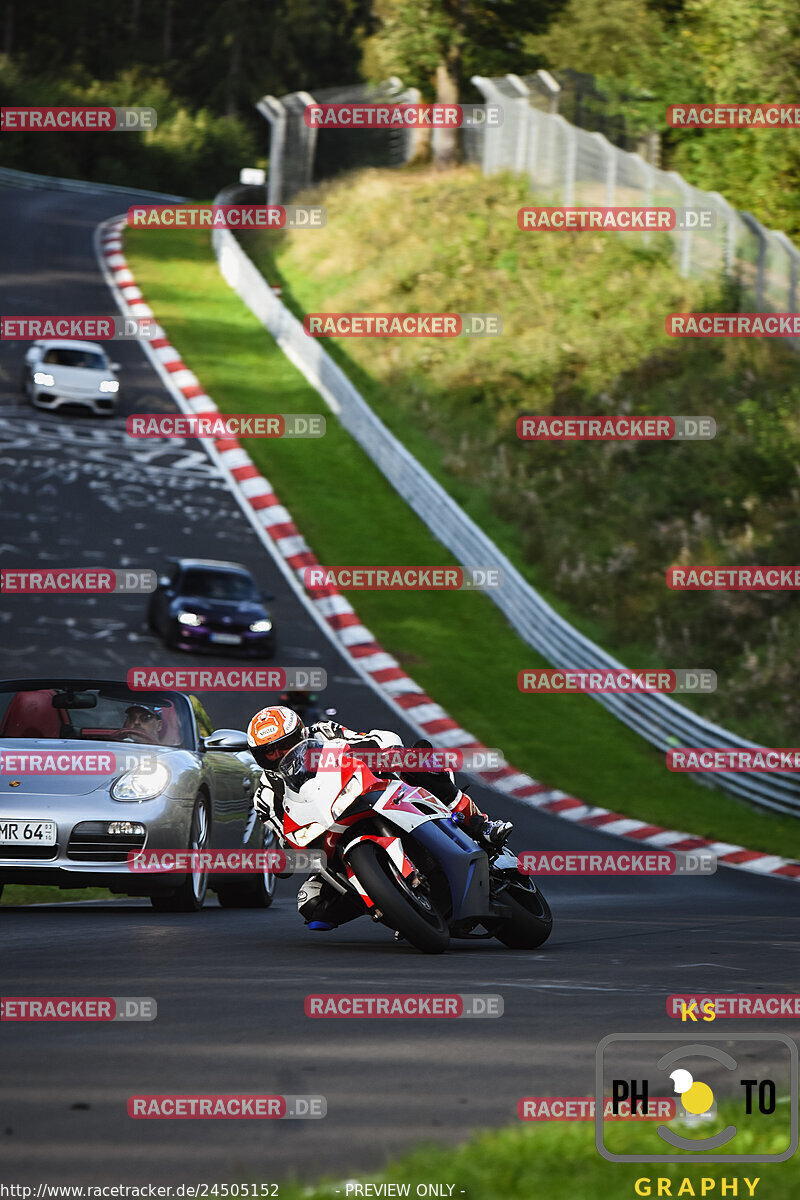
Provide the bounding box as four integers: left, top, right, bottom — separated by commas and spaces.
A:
0, 184, 798, 1184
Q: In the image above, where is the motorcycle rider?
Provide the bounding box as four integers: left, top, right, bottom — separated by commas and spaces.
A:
247, 704, 513, 929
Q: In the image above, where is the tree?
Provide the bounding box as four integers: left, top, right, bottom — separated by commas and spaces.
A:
364, 0, 565, 166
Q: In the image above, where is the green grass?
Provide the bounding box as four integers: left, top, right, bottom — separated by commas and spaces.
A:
123, 213, 800, 862
258, 1106, 797, 1200
244, 166, 800, 752
0, 885, 113, 905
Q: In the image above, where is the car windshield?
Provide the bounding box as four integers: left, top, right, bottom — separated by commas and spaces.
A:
0, 685, 193, 748
181, 570, 259, 601
277, 736, 327, 793
42, 348, 107, 370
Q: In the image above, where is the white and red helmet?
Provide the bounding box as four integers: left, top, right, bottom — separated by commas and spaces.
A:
247, 705, 306, 769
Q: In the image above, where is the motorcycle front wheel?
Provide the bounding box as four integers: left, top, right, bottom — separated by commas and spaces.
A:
346, 841, 450, 955
491, 875, 553, 949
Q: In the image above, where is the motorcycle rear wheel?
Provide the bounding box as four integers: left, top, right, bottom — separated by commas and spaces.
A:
346, 841, 450, 955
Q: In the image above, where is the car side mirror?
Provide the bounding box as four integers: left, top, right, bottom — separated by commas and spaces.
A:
109, 362, 121, 372
261, 591, 275, 602
202, 729, 249, 752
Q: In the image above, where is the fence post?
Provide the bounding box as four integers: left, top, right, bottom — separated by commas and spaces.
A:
470, 76, 499, 176
589, 131, 615, 205
666, 170, 693, 275
505, 74, 531, 175
708, 191, 737, 277
740, 212, 767, 308
536, 69, 560, 115
772, 230, 799, 314
255, 95, 287, 206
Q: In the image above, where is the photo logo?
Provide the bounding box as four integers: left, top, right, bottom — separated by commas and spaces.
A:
669, 995, 800, 1020
668, 104, 800, 128
667, 748, 800, 772
668, 566, 800, 591
518, 207, 715, 232
1, 997, 156, 1021
1, 569, 156, 594
596, 1033, 798, 1162
126, 414, 325, 439
127, 668, 326, 692
128, 1094, 326, 1119
1, 107, 157, 131
518, 669, 716, 694
303, 566, 502, 591
304, 103, 502, 129
302, 314, 501, 338
127, 205, 325, 229
517, 416, 715, 441
667, 314, 800, 338
517, 851, 715, 876
305, 993, 502, 1018
2, 316, 156, 340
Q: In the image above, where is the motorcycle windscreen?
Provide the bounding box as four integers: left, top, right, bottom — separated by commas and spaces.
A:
410, 819, 490, 921
276, 736, 326, 792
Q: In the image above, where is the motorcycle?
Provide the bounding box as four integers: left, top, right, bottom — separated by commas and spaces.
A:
276, 735, 553, 955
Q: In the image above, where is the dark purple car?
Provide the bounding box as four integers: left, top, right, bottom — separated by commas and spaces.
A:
148, 558, 276, 657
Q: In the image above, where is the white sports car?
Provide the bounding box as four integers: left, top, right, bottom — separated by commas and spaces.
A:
22, 339, 121, 416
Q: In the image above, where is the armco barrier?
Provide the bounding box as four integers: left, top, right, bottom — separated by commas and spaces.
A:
213, 224, 800, 819
0, 164, 183, 201
96, 213, 800, 880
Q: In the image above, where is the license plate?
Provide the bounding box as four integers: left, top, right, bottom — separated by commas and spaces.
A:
210, 633, 242, 645
0, 819, 57, 846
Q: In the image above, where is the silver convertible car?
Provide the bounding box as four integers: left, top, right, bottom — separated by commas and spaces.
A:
0, 678, 275, 912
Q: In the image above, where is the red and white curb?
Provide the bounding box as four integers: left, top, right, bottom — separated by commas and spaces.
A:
97, 217, 800, 885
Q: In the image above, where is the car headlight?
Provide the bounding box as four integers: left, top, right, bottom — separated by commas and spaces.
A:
99, 380, 119, 393
249, 619, 273, 633
33, 371, 55, 386
177, 611, 203, 626
111, 761, 170, 801
331, 774, 364, 819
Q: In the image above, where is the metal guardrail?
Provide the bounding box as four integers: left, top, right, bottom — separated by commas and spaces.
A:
212, 225, 800, 818
0, 164, 184, 201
